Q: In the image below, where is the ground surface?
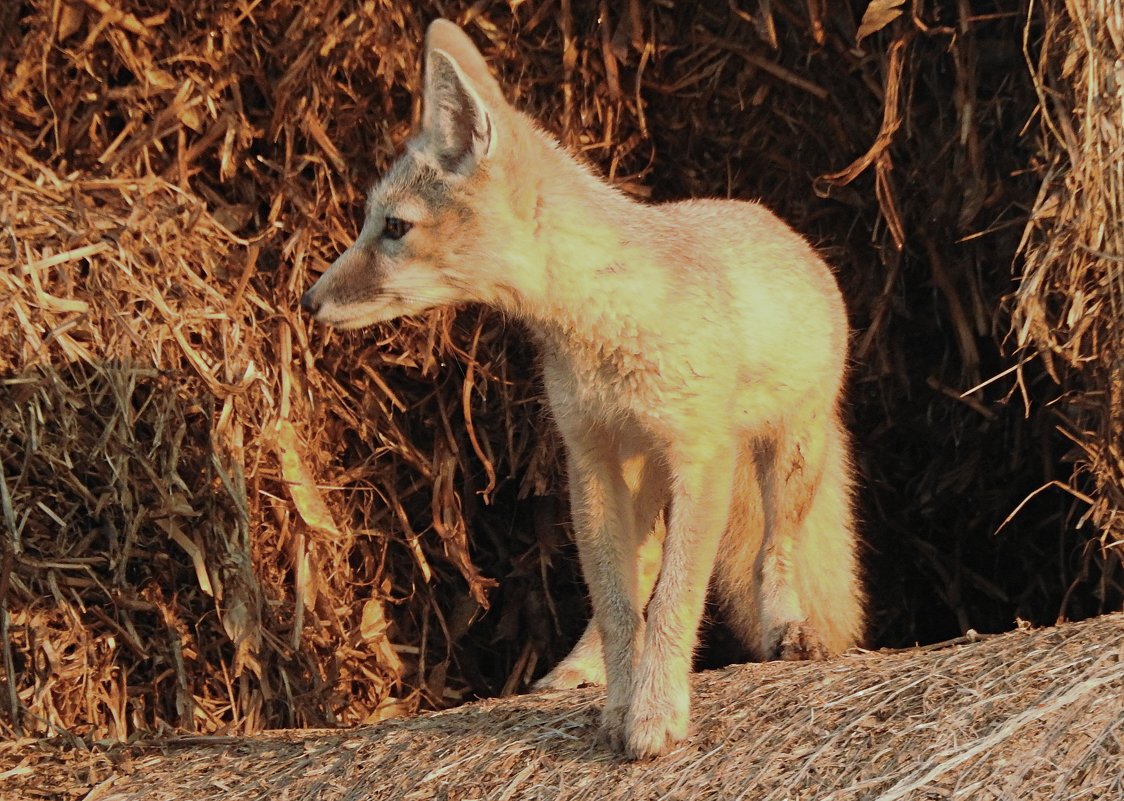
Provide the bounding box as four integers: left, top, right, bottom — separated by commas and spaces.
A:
2, 614, 1121, 801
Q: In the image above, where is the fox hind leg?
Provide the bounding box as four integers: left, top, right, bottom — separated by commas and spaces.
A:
786, 416, 864, 655
533, 617, 605, 690
710, 443, 768, 659
534, 455, 667, 691
753, 411, 863, 660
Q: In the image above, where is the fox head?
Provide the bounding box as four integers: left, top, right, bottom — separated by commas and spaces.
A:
301, 19, 542, 329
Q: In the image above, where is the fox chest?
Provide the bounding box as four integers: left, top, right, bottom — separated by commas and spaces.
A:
537, 329, 686, 435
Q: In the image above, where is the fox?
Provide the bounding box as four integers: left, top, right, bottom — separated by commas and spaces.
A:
301, 19, 864, 759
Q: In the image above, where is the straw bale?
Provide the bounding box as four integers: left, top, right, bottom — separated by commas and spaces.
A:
0, 0, 536, 739
3, 614, 1122, 801
1015, 0, 1124, 568
0, 0, 1121, 749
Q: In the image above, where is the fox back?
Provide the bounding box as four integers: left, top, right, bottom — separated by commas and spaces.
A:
303, 19, 863, 761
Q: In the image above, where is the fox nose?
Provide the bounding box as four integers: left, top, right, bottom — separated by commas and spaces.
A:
300, 288, 321, 316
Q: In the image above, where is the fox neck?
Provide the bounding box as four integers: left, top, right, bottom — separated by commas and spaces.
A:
488, 124, 657, 348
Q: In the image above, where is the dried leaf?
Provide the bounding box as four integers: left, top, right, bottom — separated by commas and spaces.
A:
360, 598, 389, 641
362, 599, 403, 674
156, 517, 214, 597
856, 0, 906, 42
275, 418, 342, 539
57, 1, 85, 40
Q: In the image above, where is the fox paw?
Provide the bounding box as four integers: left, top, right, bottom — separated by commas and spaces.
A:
622, 701, 689, 760
534, 623, 606, 691
533, 654, 606, 691
599, 703, 629, 753
775, 621, 829, 661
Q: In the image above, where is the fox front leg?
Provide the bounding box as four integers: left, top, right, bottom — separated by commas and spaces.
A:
624, 449, 736, 759
551, 437, 648, 751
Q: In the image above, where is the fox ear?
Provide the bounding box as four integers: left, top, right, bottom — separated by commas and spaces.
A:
423, 47, 495, 175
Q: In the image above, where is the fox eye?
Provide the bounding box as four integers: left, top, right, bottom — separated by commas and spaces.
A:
383, 216, 413, 241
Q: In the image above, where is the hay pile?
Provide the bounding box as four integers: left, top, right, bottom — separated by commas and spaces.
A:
1016, 0, 1124, 571
4, 614, 1122, 800
0, 0, 1121, 747
1, 0, 561, 738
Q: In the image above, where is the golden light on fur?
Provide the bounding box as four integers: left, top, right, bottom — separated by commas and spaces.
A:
303, 19, 863, 759
3, 0, 1119, 782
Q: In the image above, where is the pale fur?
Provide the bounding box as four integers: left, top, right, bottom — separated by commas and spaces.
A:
302, 19, 864, 759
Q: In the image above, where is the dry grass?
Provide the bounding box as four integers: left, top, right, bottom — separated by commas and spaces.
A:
3, 614, 1122, 801
1, 0, 555, 739
1015, 0, 1124, 568
0, 0, 1120, 757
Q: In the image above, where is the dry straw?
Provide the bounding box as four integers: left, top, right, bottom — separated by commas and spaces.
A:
1016, 0, 1124, 560
0, 0, 1121, 773
0, 0, 555, 741
3, 614, 1122, 800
